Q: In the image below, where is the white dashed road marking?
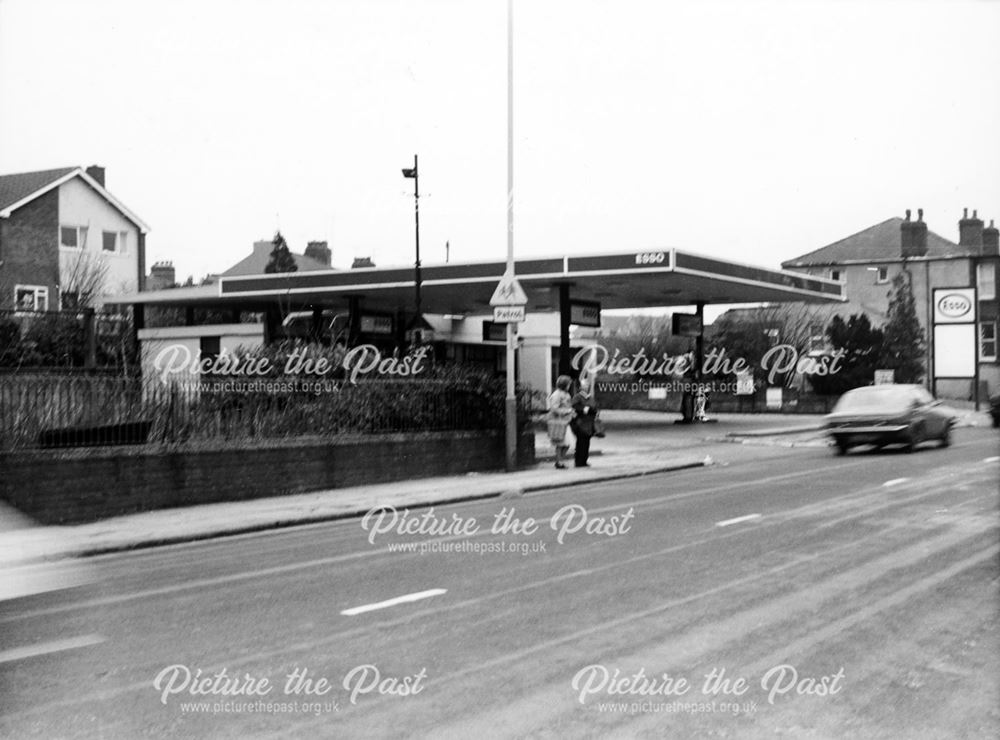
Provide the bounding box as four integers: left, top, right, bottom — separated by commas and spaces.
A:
341, 589, 447, 616
883, 478, 909, 487
715, 514, 762, 528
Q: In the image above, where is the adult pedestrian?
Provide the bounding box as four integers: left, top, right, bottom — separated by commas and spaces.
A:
546, 375, 574, 469
570, 377, 598, 467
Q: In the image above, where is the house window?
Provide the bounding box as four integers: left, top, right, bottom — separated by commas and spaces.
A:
102, 231, 117, 252
14, 285, 48, 313
119, 231, 129, 255
60, 226, 78, 248
830, 269, 841, 282
981, 322, 997, 362
60, 225, 88, 249
977, 263, 996, 301
874, 266, 888, 284
60, 290, 80, 310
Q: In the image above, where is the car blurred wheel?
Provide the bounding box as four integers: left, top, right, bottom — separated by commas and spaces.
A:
834, 437, 850, 456
940, 425, 951, 447
905, 423, 924, 453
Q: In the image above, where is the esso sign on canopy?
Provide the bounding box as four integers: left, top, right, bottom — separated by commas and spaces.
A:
933, 289, 975, 324
634, 251, 667, 266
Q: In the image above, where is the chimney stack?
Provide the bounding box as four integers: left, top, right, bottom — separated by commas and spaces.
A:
900, 208, 928, 258
958, 207, 984, 251
305, 240, 332, 266
85, 165, 106, 187
983, 219, 999, 257
351, 257, 375, 269
147, 261, 176, 290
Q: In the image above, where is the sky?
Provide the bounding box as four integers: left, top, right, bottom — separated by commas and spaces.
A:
1, 0, 999, 287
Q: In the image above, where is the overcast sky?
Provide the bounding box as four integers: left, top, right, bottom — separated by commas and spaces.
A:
1, 0, 998, 285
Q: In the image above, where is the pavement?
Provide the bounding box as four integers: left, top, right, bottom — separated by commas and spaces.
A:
0, 407, 992, 564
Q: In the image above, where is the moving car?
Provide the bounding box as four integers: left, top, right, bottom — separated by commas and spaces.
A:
825, 384, 956, 455
990, 391, 1000, 428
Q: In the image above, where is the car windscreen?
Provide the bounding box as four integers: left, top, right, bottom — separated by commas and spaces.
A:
833, 387, 914, 414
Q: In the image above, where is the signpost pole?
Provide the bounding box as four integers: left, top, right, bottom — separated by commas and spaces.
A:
504, 0, 517, 472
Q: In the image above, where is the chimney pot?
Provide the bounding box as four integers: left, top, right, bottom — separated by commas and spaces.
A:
917, 208, 923, 222
905, 209, 911, 221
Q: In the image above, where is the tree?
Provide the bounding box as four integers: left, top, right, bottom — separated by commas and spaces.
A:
265, 231, 298, 274
809, 313, 884, 395
60, 250, 110, 308
593, 315, 689, 371
708, 303, 828, 387
879, 270, 926, 383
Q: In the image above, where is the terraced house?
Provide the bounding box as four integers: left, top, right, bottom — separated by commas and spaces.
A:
0, 166, 149, 312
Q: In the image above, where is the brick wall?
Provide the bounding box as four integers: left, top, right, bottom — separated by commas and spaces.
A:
0, 430, 535, 525
0, 190, 59, 310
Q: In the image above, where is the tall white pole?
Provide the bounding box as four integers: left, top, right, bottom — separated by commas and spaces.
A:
504, 0, 517, 471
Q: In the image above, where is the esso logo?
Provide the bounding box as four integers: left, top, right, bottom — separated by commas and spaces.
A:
937, 293, 972, 318
635, 251, 666, 266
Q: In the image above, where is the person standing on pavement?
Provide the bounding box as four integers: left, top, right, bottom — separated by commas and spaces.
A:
570, 377, 598, 467
546, 375, 574, 469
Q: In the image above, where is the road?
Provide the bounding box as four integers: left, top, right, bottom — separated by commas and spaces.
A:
1, 428, 997, 739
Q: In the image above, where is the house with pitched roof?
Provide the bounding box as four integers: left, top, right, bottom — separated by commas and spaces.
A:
0, 166, 149, 311
220, 239, 332, 278
782, 209, 1000, 399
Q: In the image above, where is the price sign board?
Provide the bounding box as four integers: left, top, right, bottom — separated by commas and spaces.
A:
874, 369, 895, 385
672, 313, 702, 337
735, 370, 755, 396
569, 300, 601, 327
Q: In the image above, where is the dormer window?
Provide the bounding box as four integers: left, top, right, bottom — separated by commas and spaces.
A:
830, 269, 841, 282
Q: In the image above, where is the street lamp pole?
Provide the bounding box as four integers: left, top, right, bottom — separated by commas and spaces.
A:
402, 155, 421, 327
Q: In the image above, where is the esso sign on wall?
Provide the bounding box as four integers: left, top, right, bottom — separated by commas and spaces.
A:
937, 293, 972, 319
933, 288, 975, 324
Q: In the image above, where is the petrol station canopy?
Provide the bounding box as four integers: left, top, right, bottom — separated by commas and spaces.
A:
111, 248, 845, 313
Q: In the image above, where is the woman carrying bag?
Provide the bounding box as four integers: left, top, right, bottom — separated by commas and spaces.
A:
546, 375, 574, 469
